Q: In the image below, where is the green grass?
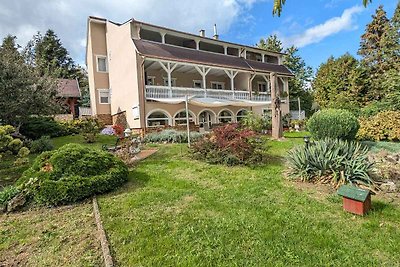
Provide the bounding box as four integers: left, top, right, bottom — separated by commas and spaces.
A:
0, 134, 117, 188
0, 202, 102, 266
98, 136, 400, 266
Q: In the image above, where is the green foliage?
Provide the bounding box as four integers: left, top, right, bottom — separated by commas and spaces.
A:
286, 138, 375, 189
190, 124, 267, 166
17, 143, 128, 206
239, 111, 271, 132
360, 91, 400, 117
144, 129, 203, 143
0, 185, 20, 208
20, 117, 67, 139
257, 37, 314, 116
30, 136, 54, 153
80, 118, 103, 143
0, 35, 60, 125
307, 109, 359, 140
8, 139, 23, 154
17, 147, 30, 158
357, 111, 400, 141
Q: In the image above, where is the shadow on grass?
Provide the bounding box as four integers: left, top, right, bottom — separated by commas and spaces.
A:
370, 200, 394, 214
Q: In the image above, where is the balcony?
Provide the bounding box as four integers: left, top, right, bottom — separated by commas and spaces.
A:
145, 86, 271, 102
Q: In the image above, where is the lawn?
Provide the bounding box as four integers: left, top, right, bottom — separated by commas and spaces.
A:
98, 135, 400, 266
0, 202, 102, 266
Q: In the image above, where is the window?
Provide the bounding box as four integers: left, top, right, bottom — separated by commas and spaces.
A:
98, 89, 110, 104
193, 80, 203, 88
236, 109, 248, 122
211, 81, 225, 90
257, 82, 268, 92
96, 56, 107, 72
218, 110, 233, 123
256, 55, 262, 62
147, 111, 170, 127
174, 111, 194, 125
147, 76, 155, 85
163, 77, 177, 87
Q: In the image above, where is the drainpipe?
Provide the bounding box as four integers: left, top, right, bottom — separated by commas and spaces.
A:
140, 56, 147, 136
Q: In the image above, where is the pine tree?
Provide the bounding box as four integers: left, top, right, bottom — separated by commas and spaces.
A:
257, 34, 283, 53
313, 54, 368, 112
358, 5, 391, 100
0, 36, 59, 125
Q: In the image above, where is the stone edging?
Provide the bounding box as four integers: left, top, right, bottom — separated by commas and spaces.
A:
93, 197, 113, 267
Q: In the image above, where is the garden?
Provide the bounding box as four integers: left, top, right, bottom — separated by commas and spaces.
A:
0, 109, 399, 266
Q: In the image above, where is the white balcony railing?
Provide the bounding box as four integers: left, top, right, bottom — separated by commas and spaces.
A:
145, 86, 271, 102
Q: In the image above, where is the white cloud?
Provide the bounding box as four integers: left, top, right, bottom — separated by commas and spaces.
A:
278, 5, 363, 48
0, 0, 261, 65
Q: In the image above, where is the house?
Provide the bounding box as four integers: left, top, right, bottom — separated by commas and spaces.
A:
86, 16, 293, 132
57, 78, 81, 118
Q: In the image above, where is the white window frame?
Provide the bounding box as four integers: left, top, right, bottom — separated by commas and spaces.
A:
98, 89, 110, 104
96, 55, 108, 73
218, 109, 233, 123
174, 110, 195, 126
193, 80, 203, 88
146, 110, 171, 127
236, 109, 248, 121
147, 76, 155, 85
211, 81, 225, 90
163, 77, 177, 87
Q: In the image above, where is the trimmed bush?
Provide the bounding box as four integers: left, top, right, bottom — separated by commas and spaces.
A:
144, 129, 203, 143
190, 124, 267, 165
17, 143, 128, 206
239, 111, 271, 132
357, 111, 400, 141
30, 136, 54, 153
286, 138, 375, 189
20, 117, 67, 139
307, 109, 359, 140
0, 186, 20, 209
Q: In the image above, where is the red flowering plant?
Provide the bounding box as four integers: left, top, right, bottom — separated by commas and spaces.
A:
190, 123, 267, 165
112, 124, 125, 137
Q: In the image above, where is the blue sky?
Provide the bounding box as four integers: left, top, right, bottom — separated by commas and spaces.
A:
0, 0, 398, 70
226, 0, 398, 70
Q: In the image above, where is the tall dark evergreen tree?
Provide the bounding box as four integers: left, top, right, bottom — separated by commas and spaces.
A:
358, 5, 392, 100
257, 34, 283, 53
0, 36, 59, 126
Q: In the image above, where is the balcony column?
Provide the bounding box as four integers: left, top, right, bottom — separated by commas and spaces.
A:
223, 45, 228, 55
262, 54, 265, 63
195, 39, 200, 50
160, 32, 166, 44
224, 70, 238, 99
249, 73, 256, 99
195, 66, 211, 97
159, 61, 177, 97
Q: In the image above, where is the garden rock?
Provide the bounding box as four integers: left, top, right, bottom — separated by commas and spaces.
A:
380, 181, 397, 193
7, 193, 26, 212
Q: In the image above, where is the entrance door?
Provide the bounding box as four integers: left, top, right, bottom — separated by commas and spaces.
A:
199, 111, 212, 131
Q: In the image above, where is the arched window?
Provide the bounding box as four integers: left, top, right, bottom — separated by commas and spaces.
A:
174, 111, 194, 125
218, 110, 233, 123
236, 110, 248, 122
147, 111, 170, 127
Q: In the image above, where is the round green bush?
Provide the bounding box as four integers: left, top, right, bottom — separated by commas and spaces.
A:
17, 143, 128, 206
307, 109, 359, 140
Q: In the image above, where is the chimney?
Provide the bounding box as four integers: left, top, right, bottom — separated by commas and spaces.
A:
213, 24, 219, 40
199, 29, 205, 37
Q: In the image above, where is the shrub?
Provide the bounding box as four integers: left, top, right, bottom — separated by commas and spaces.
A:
18, 147, 30, 158
7, 139, 23, 154
100, 126, 116, 136
144, 129, 203, 143
20, 117, 67, 139
16, 143, 128, 206
81, 118, 103, 143
357, 111, 400, 141
0, 186, 20, 209
286, 138, 375, 189
239, 111, 271, 132
307, 109, 359, 140
112, 124, 125, 137
30, 136, 54, 153
190, 124, 267, 165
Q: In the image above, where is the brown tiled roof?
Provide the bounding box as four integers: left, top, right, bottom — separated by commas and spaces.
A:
133, 39, 293, 76
57, 79, 81, 98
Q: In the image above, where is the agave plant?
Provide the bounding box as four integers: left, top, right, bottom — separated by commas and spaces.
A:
286, 138, 375, 189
